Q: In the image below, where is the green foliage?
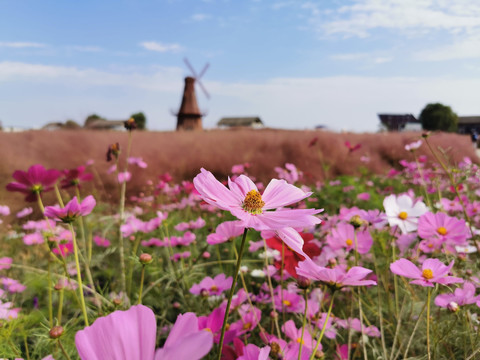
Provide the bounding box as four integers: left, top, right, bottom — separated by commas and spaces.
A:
130, 112, 147, 130
420, 103, 458, 132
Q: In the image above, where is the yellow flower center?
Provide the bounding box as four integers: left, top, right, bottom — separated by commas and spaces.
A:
422, 269, 434, 280
346, 239, 353, 246
242, 322, 252, 330
31, 184, 43, 193
210, 285, 218, 292
283, 300, 291, 307
242, 190, 265, 214
398, 211, 408, 220
437, 227, 447, 235
296, 337, 305, 344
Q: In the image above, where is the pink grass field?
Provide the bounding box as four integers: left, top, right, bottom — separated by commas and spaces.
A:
0, 128, 476, 213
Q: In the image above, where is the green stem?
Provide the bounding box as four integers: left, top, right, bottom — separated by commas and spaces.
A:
137, 265, 145, 305
57, 279, 64, 324
217, 228, 248, 360
262, 238, 282, 340
23, 334, 30, 360
402, 293, 429, 359
47, 259, 53, 328
298, 288, 308, 360
310, 291, 335, 360
68, 224, 89, 326
58, 338, 72, 360
427, 288, 431, 360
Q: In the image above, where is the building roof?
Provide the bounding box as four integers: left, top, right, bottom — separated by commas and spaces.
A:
217, 117, 264, 127
458, 116, 480, 125
378, 113, 419, 130
85, 119, 126, 130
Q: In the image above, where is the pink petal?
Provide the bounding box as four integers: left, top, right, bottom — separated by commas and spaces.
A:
262, 179, 312, 210
390, 259, 422, 279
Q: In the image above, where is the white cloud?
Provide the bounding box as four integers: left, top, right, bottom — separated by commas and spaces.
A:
191, 13, 211, 21
0, 42, 46, 48
139, 41, 184, 53
306, 0, 480, 38
415, 33, 480, 61
331, 53, 368, 61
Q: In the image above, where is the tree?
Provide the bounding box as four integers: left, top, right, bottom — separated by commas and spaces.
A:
419, 103, 458, 132
84, 114, 104, 127
130, 112, 147, 130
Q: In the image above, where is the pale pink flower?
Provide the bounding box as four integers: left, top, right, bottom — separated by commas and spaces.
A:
44, 195, 96, 223
296, 260, 377, 288
193, 168, 321, 256
405, 140, 422, 151
118, 171, 132, 183
128, 157, 148, 168
16, 207, 33, 218
390, 258, 463, 287
207, 221, 245, 245
0, 257, 12, 270
417, 211, 470, 245
326, 223, 373, 254
0, 205, 10, 216
190, 274, 233, 296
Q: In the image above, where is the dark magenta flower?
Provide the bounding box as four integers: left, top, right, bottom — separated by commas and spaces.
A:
44, 195, 96, 223
6, 164, 61, 202
60, 166, 94, 189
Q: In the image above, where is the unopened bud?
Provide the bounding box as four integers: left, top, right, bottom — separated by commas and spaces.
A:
447, 301, 459, 312
139, 253, 153, 265
466, 269, 473, 276
422, 131, 431, 138
124, 117, 137, 131
297, 276, 311, 290
328, 258, 337, 267
270, 310, 278, 319
54, 283, 63, 291
200, 289, 209, 297
49, 326, 64, 339
173, 301, 181, 309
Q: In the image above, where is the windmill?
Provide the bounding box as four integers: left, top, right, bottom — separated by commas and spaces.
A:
174, 58, 210, 131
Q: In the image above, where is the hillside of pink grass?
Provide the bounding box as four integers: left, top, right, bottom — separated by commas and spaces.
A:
0, 128, 477, 213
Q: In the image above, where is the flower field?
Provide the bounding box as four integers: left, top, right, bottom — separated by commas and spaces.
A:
1, 128, 480, 359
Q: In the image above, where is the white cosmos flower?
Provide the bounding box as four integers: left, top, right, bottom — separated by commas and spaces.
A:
383, 194, 427, 234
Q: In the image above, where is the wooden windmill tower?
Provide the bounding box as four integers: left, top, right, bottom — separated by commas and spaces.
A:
175, 58, 210, 131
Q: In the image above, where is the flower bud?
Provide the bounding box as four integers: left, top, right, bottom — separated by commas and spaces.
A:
328, 258, 337, 267
139, 253, 153, 265
173, 301, 181, 309
49, 326, 64, 339
349, 215, 365, 228
297, 276, 311, 290
447, 301, 459, 312
270, 310, 278, 319
124, 117, 137, 131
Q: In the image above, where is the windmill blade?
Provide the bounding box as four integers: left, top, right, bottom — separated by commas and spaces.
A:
197, 63, 210, 80
196, 79, 210, 99
183, 57, 198, 78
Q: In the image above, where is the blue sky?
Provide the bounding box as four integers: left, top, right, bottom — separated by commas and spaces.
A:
1, 0, 480, 131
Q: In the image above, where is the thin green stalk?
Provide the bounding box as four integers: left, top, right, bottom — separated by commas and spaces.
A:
310, 291, 335, 360
57, 281, 64, 324
58, 339, 72, 360
23, 335, 30, 360
127, 235, 142, 296
427, 288, 431, 360
47, 259, 53, 328
217, 228, 248, 360
262, 238, 282, 340
68, 223, 89, 326
137, 265, 145, 305
402, 295, 428, 359
54, 184, 65, 207
298, 288, 309, 360
358, 289, 368, 360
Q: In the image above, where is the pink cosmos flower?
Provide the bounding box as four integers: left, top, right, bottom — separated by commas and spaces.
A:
0, 257, 12, 270
2, 277, 26, 293
127, 157, 148, 168
75, 305, 156, 360
383, 194, 428, 234
0, 205, 10, 216
193, 169, 321, 255
434, 282, 480, 308
198, 307, 237, 344
405, 140, 422, 151
118, 171, 132, 183
390, 258, 463, 287
417, 211, 470, 245
274, 163, 303, 184
326, 223, 373, 254
357, 192, 370, 201
6, 164, 61, 202
93, 235, 111, 247
237, 344, 271, 360
0, 299, 20, 320
60, 166, 94, 189
207, 220, 245, 245
16, 207, 33, 218
229, 304, 261, 335
190, 274, 233, 296
155, 312, 214, 360
44, 195, 96, 223
296, 260, 377, 288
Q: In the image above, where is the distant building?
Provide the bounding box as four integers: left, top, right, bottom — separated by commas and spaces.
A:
457, 116, 480, 134
175, 77, 204, 131
84, 119, 126, 130
217, 117, 264, 129
378, 114, 421, 131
